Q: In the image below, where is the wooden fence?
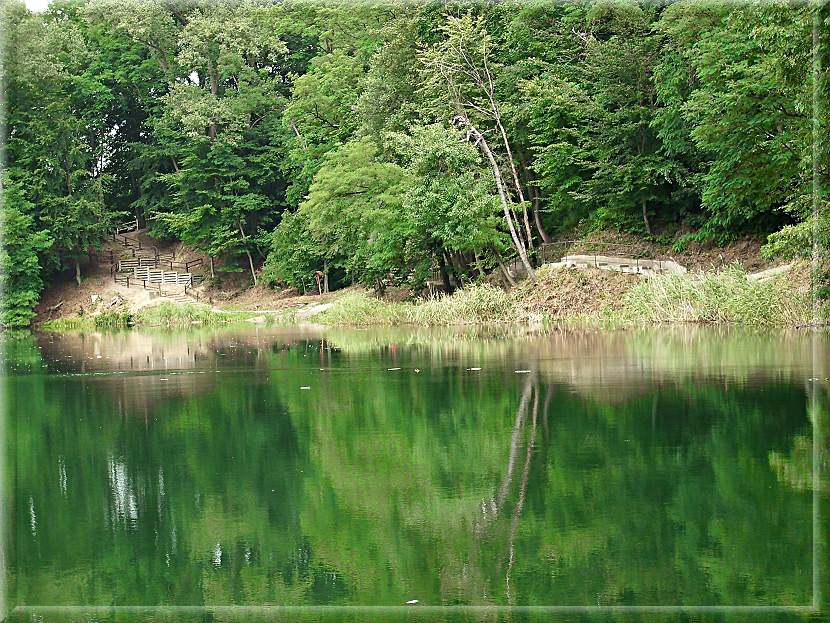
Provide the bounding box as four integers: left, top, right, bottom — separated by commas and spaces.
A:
133, 267, 192, 286
114, 218, 139, 234
118, 258, 157, 272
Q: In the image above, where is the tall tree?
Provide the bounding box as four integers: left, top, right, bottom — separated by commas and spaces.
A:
420, 13, 536, 282
4, 1, 120, 285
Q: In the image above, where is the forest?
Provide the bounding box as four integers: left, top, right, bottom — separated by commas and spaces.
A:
1, 0, 828, 327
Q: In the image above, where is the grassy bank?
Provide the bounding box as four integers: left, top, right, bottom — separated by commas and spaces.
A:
39, 263, 817, 332
39, 302, 294, 332
317, 285, 519, 326
317, 263, 814, 328
618, 263, 811, 327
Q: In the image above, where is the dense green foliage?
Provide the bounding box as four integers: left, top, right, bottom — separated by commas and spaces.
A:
2, 0, 827, 326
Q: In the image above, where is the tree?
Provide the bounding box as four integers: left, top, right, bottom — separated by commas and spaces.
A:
577, 2, 670, 235
420, 12, 537, 282
683, 2, 814, 237
0, 179, 52, 327
147, 2, 290, 284
267, 138, 410, 289
396, 124, 507, 288
4, 1, 121, 286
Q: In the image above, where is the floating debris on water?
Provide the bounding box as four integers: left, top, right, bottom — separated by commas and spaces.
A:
387, 367, 401, 371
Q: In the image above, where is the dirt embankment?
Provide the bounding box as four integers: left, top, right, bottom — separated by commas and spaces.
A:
36, 232, 206, 323
514, 265, 640, 317
550, 230, 773, 273
36, 229, 787, 326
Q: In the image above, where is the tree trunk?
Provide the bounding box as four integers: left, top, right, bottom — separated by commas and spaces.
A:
323, 260, 329, 293
290, 121, 307, 150
236, 218, 258, 286
463, 121, 536, 283
75, 258, 82, 287
491, 247, 516, 287
208, 63, 219, 141
437, 251, 453, 293
209, 257, 215, 279
642, 198, 652, 236
482, 60, 534, 251
245, 250, 257, 286
450, 251, 466, 283
530, 182, 552, 243
474, 252, 486, 279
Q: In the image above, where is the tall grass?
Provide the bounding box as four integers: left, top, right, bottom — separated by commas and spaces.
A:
133, 302, 234, 327
620, 263, 809, 326
409, 285, 518, 324
41, 311, 133, 331
318, 284, 518, 326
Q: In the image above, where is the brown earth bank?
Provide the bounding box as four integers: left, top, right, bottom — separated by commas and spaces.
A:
514, 266, 640, 317
549, 229, 772, 273
34, 230, 787, 326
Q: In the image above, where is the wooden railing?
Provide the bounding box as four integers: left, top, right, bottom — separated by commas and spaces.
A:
133, 266, 193, 286
112, 232, 142, 249
118, 258, 157, 272
114, 217, 139, 234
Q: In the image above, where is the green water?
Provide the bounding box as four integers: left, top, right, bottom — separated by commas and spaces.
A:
2, 326, 827, 621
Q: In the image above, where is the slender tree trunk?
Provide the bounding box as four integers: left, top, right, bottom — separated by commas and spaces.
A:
75, 258, 82, 287
209, 257, 215, 279
244, 250, 257, 286
529, 182, 552, 243
323, 260, 329, 293
491, 247, 516, 287
642, 198, 652, 236
208, 63, 219, 141
236, 218, 258, 286
462, 121, 536, 283
450, 251, 466, 283
290, 121, 307, 150
483, 59, 533, 250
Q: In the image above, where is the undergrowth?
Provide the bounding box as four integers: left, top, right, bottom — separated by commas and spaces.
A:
134, 302, 232, 327
619, 263, 809, 326
319, 284, 518, 326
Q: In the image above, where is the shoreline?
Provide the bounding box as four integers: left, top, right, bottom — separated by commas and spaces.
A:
35, 261, 818, 333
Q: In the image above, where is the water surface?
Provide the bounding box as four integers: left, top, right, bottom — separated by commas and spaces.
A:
3, 326, 826, 619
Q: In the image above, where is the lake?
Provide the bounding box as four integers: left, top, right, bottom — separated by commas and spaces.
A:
2, 326, 827, 622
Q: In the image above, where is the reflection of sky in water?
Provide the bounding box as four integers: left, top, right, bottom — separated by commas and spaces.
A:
108, 456, 138, 528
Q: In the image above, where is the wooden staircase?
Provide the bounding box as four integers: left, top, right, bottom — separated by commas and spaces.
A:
109, 219, 205, 304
